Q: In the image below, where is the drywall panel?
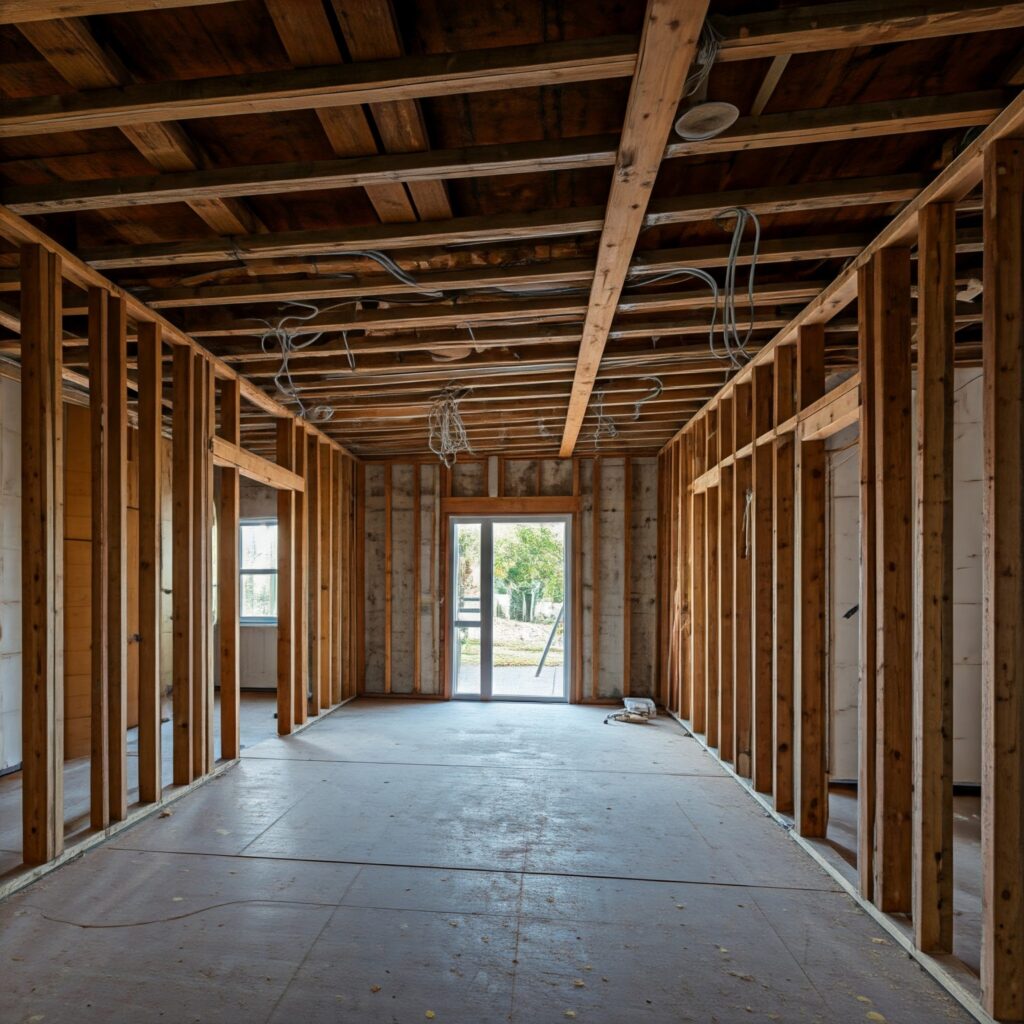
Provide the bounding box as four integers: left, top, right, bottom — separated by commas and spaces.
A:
389, 465, 416, 694
629, 459, 659, 698
363, 464, 386, 693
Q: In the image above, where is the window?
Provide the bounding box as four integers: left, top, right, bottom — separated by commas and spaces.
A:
240, 518, 278, 624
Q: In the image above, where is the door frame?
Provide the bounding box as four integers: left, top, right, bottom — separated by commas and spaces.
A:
448, 513, 572, 702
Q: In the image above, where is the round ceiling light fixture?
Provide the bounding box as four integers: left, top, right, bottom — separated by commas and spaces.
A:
674, 100, 739, 141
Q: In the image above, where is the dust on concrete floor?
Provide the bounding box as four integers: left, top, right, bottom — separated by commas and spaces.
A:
0, 691, 278, 880
0, 699, 974, 1023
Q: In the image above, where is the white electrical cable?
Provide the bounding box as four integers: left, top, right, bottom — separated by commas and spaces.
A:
591, 387, 619, 447
683, 21, 722, 99
428, 385, 474, 467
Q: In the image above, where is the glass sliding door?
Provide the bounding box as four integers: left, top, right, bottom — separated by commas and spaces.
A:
450, 516, 570, 702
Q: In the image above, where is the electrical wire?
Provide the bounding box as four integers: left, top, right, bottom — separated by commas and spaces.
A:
631, 376, 663, 420
428, 385, 474, 467
591, 386, 619, 448
683, 21, 722, 99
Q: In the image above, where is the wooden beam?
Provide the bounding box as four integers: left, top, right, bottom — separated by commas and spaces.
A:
217, 378, 241, 761
210, 435, 305, 491
716, 1, 1024, 61
591, 458, 602, 702
87, 287, 110, 830
331, 452, 342, 704
981, 136, 1024, 1023
913, 202, 956, 954
690, 425, 706, 730
80, 173, 926, 270
107, 294, 129, 822
171, 345, 194, 786
795, 323, 827, 839
20, 244, 64, 866
750, 54, 790, 116
772, 344, 797, 814
857, 260, 879, 901
559, 0, 710, 456
413, 464, 421, 696
0, 36, 638, 137
872, 246, 914, 913
276, 421, 296, 735
307, 434, 323, 714
18, 16, 262, 237
4, 0, 241, 23
190, 355, 210, 777
751, 363, 775, 794
320, 442, 333, 709
137, 320, 163, 802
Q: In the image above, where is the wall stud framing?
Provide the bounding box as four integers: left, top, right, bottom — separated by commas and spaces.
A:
217, 377, 241, 761
276, 419, 296, 735
733, 383, 753, 778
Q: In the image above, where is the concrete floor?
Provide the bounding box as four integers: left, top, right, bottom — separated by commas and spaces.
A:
0, 692, 279, 881
0, 699, 973, 1023
457, 664, 565, 698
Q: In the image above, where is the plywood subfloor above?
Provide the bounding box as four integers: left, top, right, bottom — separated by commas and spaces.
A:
0, 699, 974, 1024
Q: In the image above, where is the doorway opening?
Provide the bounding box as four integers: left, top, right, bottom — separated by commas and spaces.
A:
450, 516, 571, 701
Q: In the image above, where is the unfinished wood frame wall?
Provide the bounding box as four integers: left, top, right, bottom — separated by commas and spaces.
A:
8, 209, 355, 881
659, 103, 1024, 1022
359, 454, 656, 703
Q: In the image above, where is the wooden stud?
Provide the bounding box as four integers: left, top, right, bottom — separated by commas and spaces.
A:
276, 420, 296, 735
107, 294, 128, 821
356, 461, 366, 694
622, 456, 632, 698
858, 258, 879, 901
733, 383, 753, 778
702, 413, 718, 740
190, 354, 208, 777
591, 456, 601, 701
772, 344, 797, 814
413, 464, 421, 695
690, 423, 707, 730
87, 287, 110, 829
795, 323, 827, 838
384, 462, 393, 695
678, 436, 691, 721
981, 136, 1024, 1022
715, 403, 731, 756
292, 425, 308, 724
20, 244, 64, 866
171, 345, 194, 786
204, 360, 216, 770
320, 442, 332, 709
217, 377, 241, 761
872, 246, 914, 912
913, 203, 957, 953
307, 433, 322, 715
751, 362, 775, 793
572, 458, 583, 704
137, 321, 163, 799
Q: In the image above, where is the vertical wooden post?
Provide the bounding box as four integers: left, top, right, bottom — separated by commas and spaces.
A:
772, 345, 797, 814
217, 378, 241, 761
107, 295, 128, 820
622, 456, 632, 697
795, 323, 827, 838
733, 383, 753, 778
171, 346, 194, 786
137, 321, 163, 800
872, 246, 913, 912
690, 424, 706, 729
319, 443, 332, 709
704, 407, 720, 745
981, 137, 1024, 1022
751, 362, 775, 794
87, 287, 110, 829
190, 354, 208, 778
657, 451, 668, 706
331, 453, 341, 705
356, 461, 366, 694
572, 458, 583, 704
677, 437, 691, 721
20, 244, 64, 865
591, 456, 601, 701
858, 259, 879, 901
307, 434, 322, 714
204, 361, 215, 771
276, 420, 296, 735
413, 464, 422, 695
712, 402, 728, 753
913, 202, 956, 954
383, 461, 393, 696
292, 424, 308, 724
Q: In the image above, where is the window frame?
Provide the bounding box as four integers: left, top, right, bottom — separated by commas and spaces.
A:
239, 516, 279, 625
